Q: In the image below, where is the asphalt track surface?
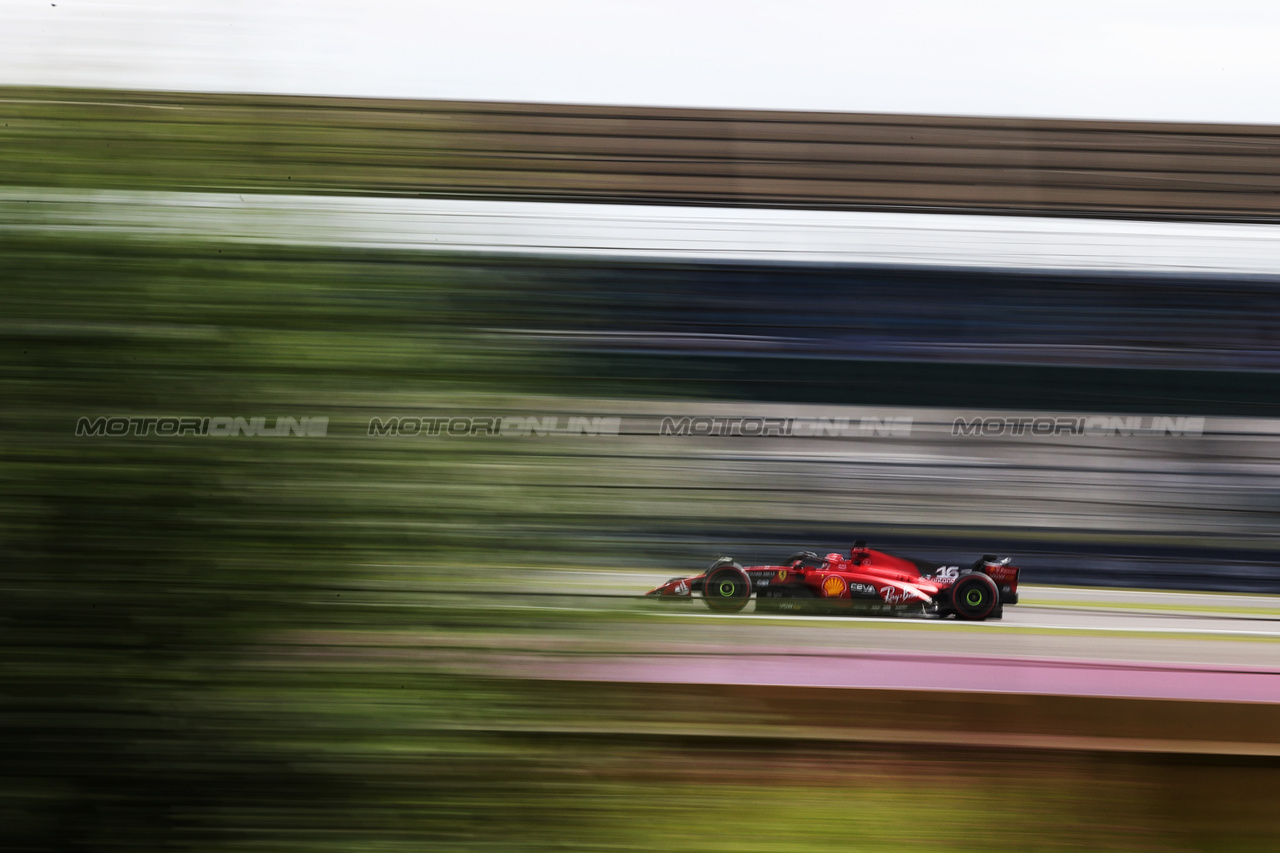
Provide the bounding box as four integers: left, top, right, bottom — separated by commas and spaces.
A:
457, 578, 1280, 704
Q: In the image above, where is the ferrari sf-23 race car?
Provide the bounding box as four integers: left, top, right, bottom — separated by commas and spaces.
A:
645, 541, 1020, 620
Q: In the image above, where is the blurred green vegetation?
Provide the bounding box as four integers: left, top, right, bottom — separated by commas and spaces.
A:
0, 231, 536, 850
0, 87, 436, 195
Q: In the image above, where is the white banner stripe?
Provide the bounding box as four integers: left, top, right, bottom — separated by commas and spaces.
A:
7, 188, 1280, 276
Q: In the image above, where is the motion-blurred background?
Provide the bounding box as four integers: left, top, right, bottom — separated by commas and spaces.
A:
3, 3, 1280, 851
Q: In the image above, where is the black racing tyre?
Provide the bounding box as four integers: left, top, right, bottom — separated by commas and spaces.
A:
951, 573, 999, 621
702, 562, 751, 613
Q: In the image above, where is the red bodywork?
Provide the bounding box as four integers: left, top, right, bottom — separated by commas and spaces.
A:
645, 543, 1020, 620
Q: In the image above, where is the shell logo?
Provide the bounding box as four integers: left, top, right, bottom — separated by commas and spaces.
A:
821, 575, 847, 597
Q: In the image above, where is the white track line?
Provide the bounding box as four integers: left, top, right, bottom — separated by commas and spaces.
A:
313, 597, 1280, 638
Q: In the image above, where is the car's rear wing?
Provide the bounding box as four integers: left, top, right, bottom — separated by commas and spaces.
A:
977, 556, 1020, 601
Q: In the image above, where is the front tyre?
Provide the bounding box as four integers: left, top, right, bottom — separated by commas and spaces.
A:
951, 573, 999, 621
702, 562, 751, 613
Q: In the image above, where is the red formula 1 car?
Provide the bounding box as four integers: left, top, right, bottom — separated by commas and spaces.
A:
645, 541, 1020, 620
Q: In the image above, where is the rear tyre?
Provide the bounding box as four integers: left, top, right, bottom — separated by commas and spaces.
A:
951, 573, 999, 621
702, 562, 751, 613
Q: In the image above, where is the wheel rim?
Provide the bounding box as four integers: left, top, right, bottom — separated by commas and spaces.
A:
965, 588, 985, 606
718, 580, 737, 597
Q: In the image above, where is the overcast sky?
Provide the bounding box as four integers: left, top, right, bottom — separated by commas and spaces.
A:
5, 0, 1280, 123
